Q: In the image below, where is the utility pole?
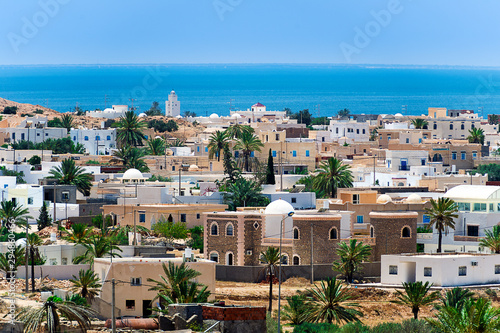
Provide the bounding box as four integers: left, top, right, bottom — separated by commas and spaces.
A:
129, 98, 136, 112
178, 168, 182, 196
310, 224, 314, 284
104, 94, 109, 109
373, 156, 376, 186
53, 182, 56, 230
25, 222, 29, 293
111, 279, 116, 333
280, 141, 283, 192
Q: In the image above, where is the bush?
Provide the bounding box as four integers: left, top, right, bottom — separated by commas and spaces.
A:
66, 294, 88, 306
3, 106, 17, 114
266, 313, 284, 333
293, 322, 339, 333
338, 322, 369, 333
147, 119, 169, 132
47, 296, 63, 303
28, 155, 41, 165
166, 119, 179, 132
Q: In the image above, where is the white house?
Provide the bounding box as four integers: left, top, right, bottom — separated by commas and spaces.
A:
70, 128, 117, 155
165, 90, 181, 117
382, 253, 500, 287
385, 150, 429, 172
1, 127, 67, 144
87, 105, 128, 119
328, 119, 370, 143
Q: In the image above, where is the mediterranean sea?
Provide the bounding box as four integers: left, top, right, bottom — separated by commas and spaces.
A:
0, 64, 499, 117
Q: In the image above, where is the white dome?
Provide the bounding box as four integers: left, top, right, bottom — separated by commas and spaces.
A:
188, 164, 199, 171
209, 113, 219, 119
138, 113, 147, 117
232, 113, 241, 118
265, 199, 294, 215
395, 113, 404, 117
176, 115, 183, 118
16, 239, 27, 247
406, 193, 422, 203
376, 194, 393, 204
122, 168, 144, 180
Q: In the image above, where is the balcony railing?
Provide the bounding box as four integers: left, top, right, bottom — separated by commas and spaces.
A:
343, 237, 376, 246
399, 165, 410, 171
454, 235, 483, 242
262, 238, 293, 246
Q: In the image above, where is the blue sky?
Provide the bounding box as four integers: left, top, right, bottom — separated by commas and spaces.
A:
1, 0, 499, 66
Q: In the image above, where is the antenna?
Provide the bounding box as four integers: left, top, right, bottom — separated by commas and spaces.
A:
228, 98, 235, 112
104, 94, 109, 109
129, 98, 136, 112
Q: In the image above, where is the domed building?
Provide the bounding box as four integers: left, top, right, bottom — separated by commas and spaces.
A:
121, 168, 146, 183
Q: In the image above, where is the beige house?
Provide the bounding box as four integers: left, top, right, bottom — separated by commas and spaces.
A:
93, 257, 216, 318
102, 203, 227, 230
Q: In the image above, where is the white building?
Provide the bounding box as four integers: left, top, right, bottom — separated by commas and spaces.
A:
385, 150, 429, 172
382, 253, 500, 287
328, 120, 370, 143
70, 128, 117, 155
87, 105, 128, 119
1, 128, 67, 144
165, 90, 180, 117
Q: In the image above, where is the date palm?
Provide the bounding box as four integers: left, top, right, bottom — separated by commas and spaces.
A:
313, 157, 353, 198
147, 137, 166, 156
117, 110, 146, 147
0, 244, 24, 279
468, 127, 485, 145
69, 269, 102, 302
222, 178, 268, 211
304, 277, 362, 324
233, 131, 263, 172
49, 158, 93, 196
111, 146, 149, 172
259, 246, 283, 313
480, 225, 500, 254
411, 118, 429, 129
27, 233, 43, 292
436, 287, 475, 311
332, 239, 372, 284
281, 295, 307, 326
426, 198, 458, 253
225, 124, 254, 140
17, 298, 97, 333
62, 223, 92, 244
0, 200, 32, 229
392, 281, 440, 319
73, 235, 122, 267
60, 113, 75, 133
208, 130, 228, 162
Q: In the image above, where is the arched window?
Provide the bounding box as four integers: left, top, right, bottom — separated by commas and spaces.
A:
293, 255, 300, 265
96, 135, 101, 141
449, 123, 453, 130
226, 252, 233, 266
370, 226, 374, 238
226, 223, 234, 236
461, 123, 465, 130
329, 227, 338, 240
433, 123, 437, 130
210, 222, 218, 236
281, 254, 289, 265
402, 226, 411, 238
209, 252, 219, 263
84, 136, 89, 141
293, 227, 299, 240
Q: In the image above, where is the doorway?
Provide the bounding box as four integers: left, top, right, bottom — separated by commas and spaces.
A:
143, 300, 153, 318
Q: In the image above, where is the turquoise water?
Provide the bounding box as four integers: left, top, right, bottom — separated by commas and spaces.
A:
0, 64, 499, 116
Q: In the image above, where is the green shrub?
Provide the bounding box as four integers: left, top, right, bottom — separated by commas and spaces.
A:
46, 296, 63, 303
339, 322, 370, 333
266, 313, 284, 333
66, 294, 88, 306
293, 323, 340, 333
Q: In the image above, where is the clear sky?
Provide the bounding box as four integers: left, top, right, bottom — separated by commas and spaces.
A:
1, 0, 499, 66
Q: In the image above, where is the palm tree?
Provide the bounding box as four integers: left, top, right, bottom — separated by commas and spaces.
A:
17, 298, 97, 333
426, 198, 458, 253
427, 298, 500, 333
304, 277, 362, 324
48, 158, 93, 196
392, 281, 440, 319
281, 295, 307, 326
259, 246, 283, 313
62, 223, 92, 244
233, 131, 264, 172
208, 130, 228, 162
27, 233, 43, 292
225, 124, 254, 140
147, 261, 210, 305
369, 128, 378, 141
332, 239, 372, 283
313, 157, 353, 198
480, 225, 500, 254
411, 118, 429, 129
468, 127, 485, 145
0, 244, 24, 279
0, 200, 32, 229
222, 178, 268, 211
73, 235, 122, 267
436, 287, 474, 311
489, 114, 499, 125
60, 113, 75, 133
116, 110, 146, 147
111, 146, 149, 172
147, 137, 166, 156
69, 269, 102, 303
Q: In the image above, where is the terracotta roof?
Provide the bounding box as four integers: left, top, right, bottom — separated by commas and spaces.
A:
252, 102, 265, 107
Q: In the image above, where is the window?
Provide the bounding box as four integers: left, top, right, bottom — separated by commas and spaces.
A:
276, 134, 280, 141
73, 136, 76, 140
196, 213, 200, 219
226, 224, 234, 236
433, 123, 437, 130
211, 223, 218, 236
402, 226, 411, 238
336, 128, 339, 134
107, 135, 111, 140
84, 136, 89, 141
424, 267, 432, 277
305, 150, 310, 157
291, 197, 297, 204
352, 194, 360, 204
197, 146, 200, 152
467, 225, 479, 237
458, 266, 467, 276
253, 222, 259, 230
281, 255, 288, 265
205, 147, 208, 152
180, 214, 186, 222
495, 265, 500, 274
389, 265, 398, 275
406, 138, 410, 143
62, 191, 69, 201
356, 215, 364, 224
96, 135, 100, 141
450, 123, 453, 130
356, 129, 359, 134
130, 277, 141, 286
293, 255, 300, 265
234, 151, 239, 158
209, 252, 219, 263
461, 123, 465, 130
473, 203, 486, 212
126, 300, 135, 310
422, 214, 430, 224
61, 258, 68, 265
272, 150, 277, 158
139, 212, 146, 223
490, 203, 494, 212
329, 228, 338, 240
226, 252, 234, 265
387, 135, 391, 140
471, 123, 475, 129
461, 151, 466, 160
421, 159, 426, 166
27, 197, 33, 205
293, 228, 299, 240
362, 129, 366, 134
472, 151, 477, 160
370, 226, 374, 238
458, 202, 470, 211
292, 151, 297, 157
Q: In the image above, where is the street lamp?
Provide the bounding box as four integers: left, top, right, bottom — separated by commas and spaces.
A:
277, 211, 294, 333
